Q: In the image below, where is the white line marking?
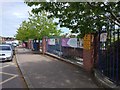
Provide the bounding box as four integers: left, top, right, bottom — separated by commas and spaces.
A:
0, 72, 18, 85
0, 65, 10, 69
0, 75, 18, 85
0, 72, 18, 76
9, 63, 17, 66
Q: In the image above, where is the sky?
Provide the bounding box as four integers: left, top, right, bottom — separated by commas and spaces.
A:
0, 0, 69, 37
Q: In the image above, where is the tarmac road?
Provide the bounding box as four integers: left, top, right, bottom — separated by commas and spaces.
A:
0, 55, 28, 89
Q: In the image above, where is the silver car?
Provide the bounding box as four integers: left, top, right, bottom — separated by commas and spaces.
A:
0, 44, 13, 61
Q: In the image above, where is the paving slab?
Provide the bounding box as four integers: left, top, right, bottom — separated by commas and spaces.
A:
16, 48, 99, 88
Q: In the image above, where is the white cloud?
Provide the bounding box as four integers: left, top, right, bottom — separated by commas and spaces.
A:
1, 2, 32, 37
0, 0, 24, 2
14, 24, 20, 28
13, 12, 27, 19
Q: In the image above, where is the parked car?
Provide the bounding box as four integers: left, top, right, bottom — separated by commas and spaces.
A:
12, 42, 17, 47
0, 44, 13, 62
5, 43, 15, 55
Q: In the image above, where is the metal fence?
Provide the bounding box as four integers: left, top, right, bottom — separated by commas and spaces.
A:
46, 37, 62, 56
98, 26, 120, 85
46, 37, 83, 63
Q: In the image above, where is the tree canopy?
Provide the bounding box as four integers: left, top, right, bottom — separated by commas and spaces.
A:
15, 12, 62, 41
25, 1, 120, 37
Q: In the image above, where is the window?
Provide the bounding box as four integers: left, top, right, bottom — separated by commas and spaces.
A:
0, 46, 11, 50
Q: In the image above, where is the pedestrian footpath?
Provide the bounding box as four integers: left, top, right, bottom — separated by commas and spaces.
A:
15, 47, 99, 88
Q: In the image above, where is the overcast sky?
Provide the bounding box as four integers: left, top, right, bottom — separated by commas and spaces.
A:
0, 1, 32, 37
0, 0, 69, 37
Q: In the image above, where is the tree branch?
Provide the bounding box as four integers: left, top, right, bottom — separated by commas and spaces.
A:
106, 16, 120, 27
87, 2, 97, 8
109, 11, 120, 24
102, 2, 120, 25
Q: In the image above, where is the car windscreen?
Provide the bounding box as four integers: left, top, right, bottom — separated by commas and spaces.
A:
0, 46, 11, 50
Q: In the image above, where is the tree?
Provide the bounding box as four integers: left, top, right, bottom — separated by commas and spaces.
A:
15, 12, 62, 41
15, 21, 31, 41
25, 1, 120, 37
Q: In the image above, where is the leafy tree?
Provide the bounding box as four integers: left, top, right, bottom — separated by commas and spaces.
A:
15, 21, 30, 41
25, 1, 120, 37
15, 12, 62, 41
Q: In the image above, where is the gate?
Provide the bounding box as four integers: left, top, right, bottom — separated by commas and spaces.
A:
97, 25, 120, 85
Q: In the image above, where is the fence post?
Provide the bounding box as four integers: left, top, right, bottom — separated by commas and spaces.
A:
42, 36, 47, 55
83, 34, 94, 72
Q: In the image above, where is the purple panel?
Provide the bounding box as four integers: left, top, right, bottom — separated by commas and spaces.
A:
62, 38, 69, 47
48, 39, 50, 45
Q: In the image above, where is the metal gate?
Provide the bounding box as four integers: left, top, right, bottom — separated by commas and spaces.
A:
97, 25, 120, 85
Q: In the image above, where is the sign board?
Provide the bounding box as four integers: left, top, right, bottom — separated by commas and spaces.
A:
83, 34, 92, 50
62, 38, 83, 48
48, 39, 55, 45
62, 38, 77, 48
67, 38, 77, 47
100, 33, 107, 42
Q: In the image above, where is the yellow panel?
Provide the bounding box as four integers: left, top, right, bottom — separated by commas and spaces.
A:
83, 34, 92, 50
84, 34, 91, 41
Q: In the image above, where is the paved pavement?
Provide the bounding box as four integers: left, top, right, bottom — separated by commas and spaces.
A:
0, 55, 28, 89
16, 47, 99, 88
